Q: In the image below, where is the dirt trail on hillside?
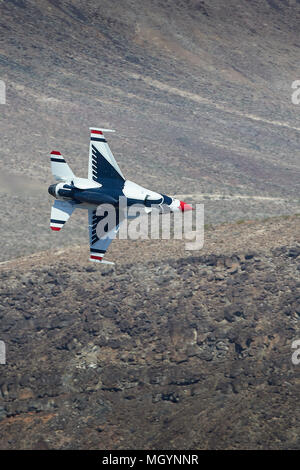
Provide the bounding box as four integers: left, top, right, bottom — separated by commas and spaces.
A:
129, 73, 300, 132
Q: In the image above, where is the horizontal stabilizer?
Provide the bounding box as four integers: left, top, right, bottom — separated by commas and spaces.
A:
50, 151, 74, 182
50, 199, 75, 231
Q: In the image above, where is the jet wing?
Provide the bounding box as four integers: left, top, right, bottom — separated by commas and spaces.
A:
88, 128, 125, 184
88, 208, 122, 264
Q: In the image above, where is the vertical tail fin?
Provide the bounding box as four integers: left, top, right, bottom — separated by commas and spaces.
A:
50, 151, 75, 182
88, 128, 125, 182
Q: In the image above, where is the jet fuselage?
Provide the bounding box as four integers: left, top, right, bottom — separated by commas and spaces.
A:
48, 179, 191, 213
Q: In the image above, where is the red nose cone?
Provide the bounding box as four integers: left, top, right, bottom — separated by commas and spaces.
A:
179, 201, 193, 211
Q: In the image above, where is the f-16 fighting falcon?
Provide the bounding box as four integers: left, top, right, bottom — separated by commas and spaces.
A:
48, 128, 192, 264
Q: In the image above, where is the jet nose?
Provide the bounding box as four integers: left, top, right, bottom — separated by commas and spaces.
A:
179, 201, 193, 211
168, 198, 193, 212
48, 184, 57, 197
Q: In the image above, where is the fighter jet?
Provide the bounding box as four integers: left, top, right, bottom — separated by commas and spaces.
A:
48, 128, 192, 264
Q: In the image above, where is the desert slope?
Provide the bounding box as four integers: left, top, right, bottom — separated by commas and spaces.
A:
0, 0, 300, 260
0, 0, 300, 450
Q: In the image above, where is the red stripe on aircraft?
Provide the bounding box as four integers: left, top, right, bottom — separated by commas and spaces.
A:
91, 130, 103, 135
51, 151, 61, 155
51, 226, 61, 231
90, 255, 103, 261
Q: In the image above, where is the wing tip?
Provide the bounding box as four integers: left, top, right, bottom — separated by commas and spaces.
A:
89, 256, 115, 265
90, 255, 103, 262
89, 127, 115, 133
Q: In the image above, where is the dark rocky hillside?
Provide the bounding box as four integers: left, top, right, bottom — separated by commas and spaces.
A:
0, 215, 299, 449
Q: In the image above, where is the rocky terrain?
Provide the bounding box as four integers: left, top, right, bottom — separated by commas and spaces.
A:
0, 215, 299, 449
0, 0, 300, 450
